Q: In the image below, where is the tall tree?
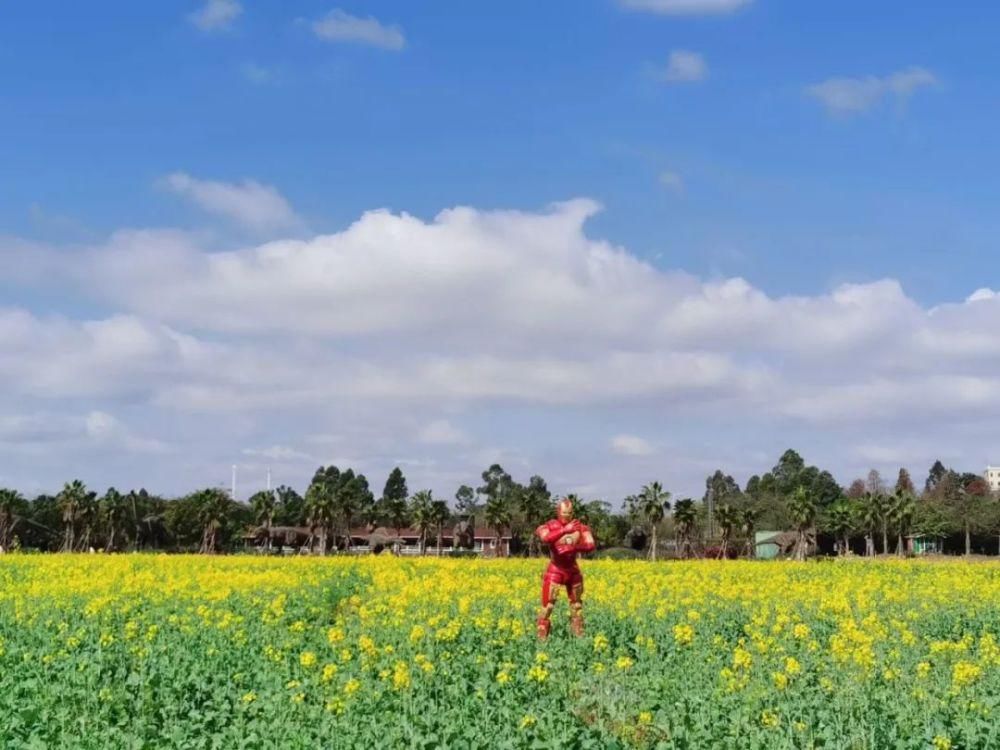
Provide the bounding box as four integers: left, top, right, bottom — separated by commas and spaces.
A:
480, 465, 513, 555
631, 482, 671, 561
0, 488, 26, 551
894, 468, 916, 496
483, 492, 511, 556
381, 467, 408, 525
518, 475, 552, 556
846, 479, 867, 499
715, 504, 739, 559
58, 480, 88, 552
250, 490, 276, 531
430, 499, 450, 556
859, 493, 881, 557
951, 477, 990, 556
304, 474, 335, 554
478, 464, 512, 505
704, 470, 741, 539
333, 470, 363, 550
454, 485, 476, 516
866, 469, 885, 497
274, 485, 304, 526
409, 490, 435, 556
192, 488, 233, 554
825, 499, 855, 556
772, 450, 806, 494
738, 505, 758, 559
76, 489, 100, 551
889, 490, 916, 556
672, 499, 697, 559
100, 487, 128, 552
925, 460, 948, 494
788, 486, 817, 561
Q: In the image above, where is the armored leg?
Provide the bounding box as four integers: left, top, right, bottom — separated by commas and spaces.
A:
568, 582, 584, 637
537, 577, 560, 639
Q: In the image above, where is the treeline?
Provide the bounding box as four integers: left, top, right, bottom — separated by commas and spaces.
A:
1, 450, 997, 557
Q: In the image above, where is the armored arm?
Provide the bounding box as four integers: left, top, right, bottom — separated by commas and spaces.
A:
575, 524, 596, 553
536, 519, 565, 545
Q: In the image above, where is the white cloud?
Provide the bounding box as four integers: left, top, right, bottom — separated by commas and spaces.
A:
241, 63, 277, 85
418, 420, 468, 445
160, 172, 301, 232
659, 171, 685, 193
189, 0, 242, 32
312, 9, 405, 51
242, 445, 316, 462
967, 288, 997, 303
806, 67, 937, 116
0, 410, 163, 454
611, 434, 654, 457
619, 0, 751, 15
8, 198, 1000, 498
662, 51, 708, 83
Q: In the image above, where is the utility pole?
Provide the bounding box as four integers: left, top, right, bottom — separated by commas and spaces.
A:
266, 466, 272, 492
231, 465, 237, 501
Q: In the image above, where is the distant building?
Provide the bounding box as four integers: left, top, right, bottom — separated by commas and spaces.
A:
347, 526, 512, 557
987, 466, 1000, 493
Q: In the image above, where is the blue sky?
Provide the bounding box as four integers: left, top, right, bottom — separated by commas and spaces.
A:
2, 1, 1000, 501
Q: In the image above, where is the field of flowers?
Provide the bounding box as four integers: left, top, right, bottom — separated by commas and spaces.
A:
3, 556, 1000, 749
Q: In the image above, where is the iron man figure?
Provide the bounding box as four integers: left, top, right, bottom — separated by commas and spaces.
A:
535, 498, 595, 638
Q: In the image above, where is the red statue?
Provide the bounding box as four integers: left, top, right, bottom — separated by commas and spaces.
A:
535, 498, 595, 638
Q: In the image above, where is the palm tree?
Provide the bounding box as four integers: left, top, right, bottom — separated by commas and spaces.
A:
740, 506, 758, 559
100, 487, 128, 552
409, 490, 435, 556
518, 476, 552, 557
384, 495, 410, 540
0, 488, 25, 551
876, 492, 891, 554
788, 486, 816, 561
193, 488, 232, 554
826, 500, 855, 556
635, 482, 671, 561
484, 493, 511, 557
430, 499, 450, 556
304, 481, 334, 554
673, 499, 697, 558
58, 480, 88, 552
249, 490, 276, 551
889, 491, 915, 556
76, 489, 100, 551
859, 492, 881, 557
715, 504, 739, 559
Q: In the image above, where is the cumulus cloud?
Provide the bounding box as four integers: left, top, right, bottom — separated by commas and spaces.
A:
619, 0, 751, 15
0, 410, 163, 454
160, 172, 301, 231
418, 420, 468, 446
611, 434, 654, 457
806, 67, 937, 116
189, 0, 242, 32
6, 198, 1000, 497
312, 9, 405, 51
662, 51, 708, 83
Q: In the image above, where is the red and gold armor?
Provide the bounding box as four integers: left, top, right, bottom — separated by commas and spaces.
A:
535, 498, 595, 638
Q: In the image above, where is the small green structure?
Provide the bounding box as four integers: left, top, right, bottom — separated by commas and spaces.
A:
907, 534, 943, 556
755, 530, 782, 560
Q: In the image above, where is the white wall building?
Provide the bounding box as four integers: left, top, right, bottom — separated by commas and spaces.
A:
986, 466, 1000, 493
